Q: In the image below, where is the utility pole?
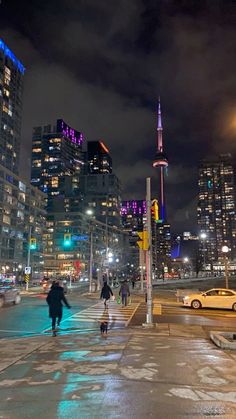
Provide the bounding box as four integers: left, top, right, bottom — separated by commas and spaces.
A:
89, 227, 93, 293
139, 248, 144, 292
105, 214, 109, 284
222, 245, 229, 289
145, 177, 153, 325
26, 225, 32, 292
224, 256, 229, 289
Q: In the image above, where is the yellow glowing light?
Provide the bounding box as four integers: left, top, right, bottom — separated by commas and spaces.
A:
99, 141, 109, 154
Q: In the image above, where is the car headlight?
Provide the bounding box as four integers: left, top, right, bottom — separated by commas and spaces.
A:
184, 296, 190, 300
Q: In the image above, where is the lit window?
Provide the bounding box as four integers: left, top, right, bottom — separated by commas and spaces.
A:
4, 77, 10, 86
33, 160, 41, 167
49, 138, 61, 143
4, 66, 11, 76
3, 88, 9, 97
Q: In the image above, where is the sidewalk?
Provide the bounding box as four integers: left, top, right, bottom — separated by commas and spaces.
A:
1, 324, 236, 418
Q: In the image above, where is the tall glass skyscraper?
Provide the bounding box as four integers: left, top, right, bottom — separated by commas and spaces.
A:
198, 154, 236, 265
31, 119, 84, 211
0, 41, 46, 275
0, 40, 25, 174
87, 141, 112, 174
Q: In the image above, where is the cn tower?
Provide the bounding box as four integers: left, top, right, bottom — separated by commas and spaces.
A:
153, 98, 168, 222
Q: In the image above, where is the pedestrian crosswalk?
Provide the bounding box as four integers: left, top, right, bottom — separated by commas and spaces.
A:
65, 301, 140, 328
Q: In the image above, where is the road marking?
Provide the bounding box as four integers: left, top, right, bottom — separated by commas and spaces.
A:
0, 329, 38, 334
61, 302, 140, 328
42, 302, 101, 333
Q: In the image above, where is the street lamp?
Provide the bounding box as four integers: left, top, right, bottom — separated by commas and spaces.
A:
183, 257, 189, 277
222, 245, 229, 289
86, 209, 94, 293
86, 209, 93, 216
200, 232, 207, 272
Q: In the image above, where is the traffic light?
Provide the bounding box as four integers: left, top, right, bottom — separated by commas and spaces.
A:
64, 233, 72, 247
151, 199, 160, 223
137, 230, 149, 251
30, 238, 37, 250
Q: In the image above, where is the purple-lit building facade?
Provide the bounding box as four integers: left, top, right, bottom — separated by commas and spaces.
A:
31, 119, 84, 212
121, 200, 147, 232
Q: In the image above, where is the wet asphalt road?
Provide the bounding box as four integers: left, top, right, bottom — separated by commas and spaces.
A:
2, 277, 236, 339
0, 291, 91, 339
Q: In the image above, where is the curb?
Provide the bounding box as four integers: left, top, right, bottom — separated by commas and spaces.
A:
210, 331, 236, 349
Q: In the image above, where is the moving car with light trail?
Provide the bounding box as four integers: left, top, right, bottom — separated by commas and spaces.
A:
183, 288, 236, 310
0, 282, 21, 307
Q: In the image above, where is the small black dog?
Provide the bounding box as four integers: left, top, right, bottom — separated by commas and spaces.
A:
100, 321, 108, 335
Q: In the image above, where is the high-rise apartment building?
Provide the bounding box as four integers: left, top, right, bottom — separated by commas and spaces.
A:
31, 119, 84, 211
0, 162, 46, 276
198, 154, 236, 265
87, 141, 112, 174
80, 173, 122, 227
0, 40, 46, 278
79, 140, 120, 227
121, 199, 171, 276
121, 200, 146, 233
0, 40, 25, 174
43, 211, 128, 277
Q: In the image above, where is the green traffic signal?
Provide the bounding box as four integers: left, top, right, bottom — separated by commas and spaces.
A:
64, 233, 72, 248
30, 238, 37, 250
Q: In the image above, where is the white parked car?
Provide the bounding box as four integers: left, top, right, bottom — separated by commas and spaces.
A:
183, 288, 236, 311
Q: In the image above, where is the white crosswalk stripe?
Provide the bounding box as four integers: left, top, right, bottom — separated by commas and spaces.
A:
66, 302, 140, 327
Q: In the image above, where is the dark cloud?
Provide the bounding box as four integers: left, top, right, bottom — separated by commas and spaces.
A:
2, 0, 236, 233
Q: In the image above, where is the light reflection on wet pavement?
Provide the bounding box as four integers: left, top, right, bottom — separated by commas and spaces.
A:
1, 325, 236, 418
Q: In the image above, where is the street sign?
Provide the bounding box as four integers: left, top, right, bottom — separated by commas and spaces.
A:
137, 231, 149, 251
24, 266, 31, 274
72, 235, 88, 241
25, 274, 30, 283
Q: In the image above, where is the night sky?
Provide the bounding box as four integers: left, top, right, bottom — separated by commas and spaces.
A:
1, 0, 236, 233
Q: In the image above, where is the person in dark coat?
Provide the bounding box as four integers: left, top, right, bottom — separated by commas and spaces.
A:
46, 281, 71, 336
100, 281, 113, 308
119, 280, 130, 307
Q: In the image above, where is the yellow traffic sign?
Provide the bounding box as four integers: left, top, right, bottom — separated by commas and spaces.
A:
24, 274, 30, 283
137, 230, 149, 251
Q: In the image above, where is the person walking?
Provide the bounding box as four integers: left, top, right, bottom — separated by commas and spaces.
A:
119, 280, 130, 307
100, 281, 113, 309
46, 281, 71, 336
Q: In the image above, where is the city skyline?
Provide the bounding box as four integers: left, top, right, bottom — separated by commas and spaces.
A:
2, 1, 236, 232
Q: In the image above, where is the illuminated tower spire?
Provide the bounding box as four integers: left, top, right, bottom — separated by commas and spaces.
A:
153, 98, 168, 221
157, 96, 163, 151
